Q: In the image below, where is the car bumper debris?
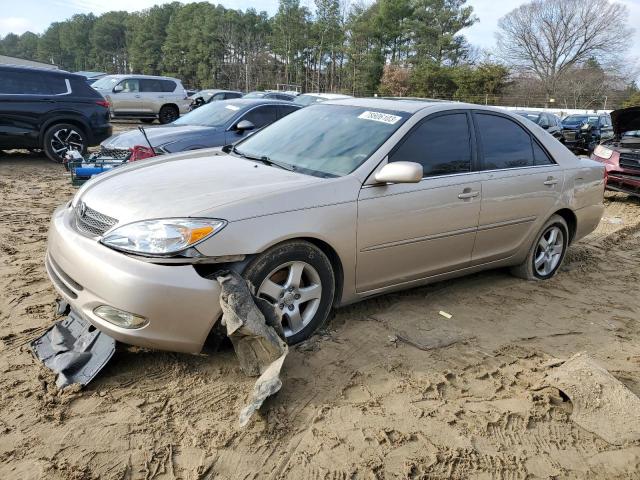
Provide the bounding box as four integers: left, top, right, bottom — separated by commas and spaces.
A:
216, 270, 288, 427
31, 310, 116, 389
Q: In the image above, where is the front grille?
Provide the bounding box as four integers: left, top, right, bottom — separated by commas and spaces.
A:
74, 204, 118, 237
620, 152, 640, 171
99, 146, 131, 160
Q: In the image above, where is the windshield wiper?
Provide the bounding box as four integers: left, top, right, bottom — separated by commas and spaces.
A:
231, 146, 295, 172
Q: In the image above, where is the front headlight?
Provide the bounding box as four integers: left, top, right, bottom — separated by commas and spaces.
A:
101, 218, 226, 256
593, 145, 614, 160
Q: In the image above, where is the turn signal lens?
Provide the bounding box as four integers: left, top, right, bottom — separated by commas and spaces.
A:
94, 306, 148, 329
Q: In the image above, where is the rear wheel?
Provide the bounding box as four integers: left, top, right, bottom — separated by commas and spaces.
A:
43, 123, 87, 163
158, 105, 179, 124
510, 215, 568, 280
244, 241, 335, 344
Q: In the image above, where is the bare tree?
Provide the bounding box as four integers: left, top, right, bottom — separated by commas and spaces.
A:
496, 0, 632, 97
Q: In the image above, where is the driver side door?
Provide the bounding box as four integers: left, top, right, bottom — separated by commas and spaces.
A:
110, 78, 142, 116
356, 111, 482, 293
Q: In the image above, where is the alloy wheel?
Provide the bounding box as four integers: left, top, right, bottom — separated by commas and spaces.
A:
534, 226, 564, 277
257, 261, 322, 337
50, 128, 84, 159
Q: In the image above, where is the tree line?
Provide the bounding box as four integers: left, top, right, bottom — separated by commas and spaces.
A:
0, 0, 637, 108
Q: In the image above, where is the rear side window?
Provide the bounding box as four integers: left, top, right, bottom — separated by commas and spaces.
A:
140, 79, 163, 92
47, 76, 69, 94
278, 105, 300, 118
476, 114, 534, 169
533, 142, 554, 165
0, 70, 50, 94
390, 113, 472, 177
241, 105, 278, 128
225, 92, 242, 99
160, 80, 176, 92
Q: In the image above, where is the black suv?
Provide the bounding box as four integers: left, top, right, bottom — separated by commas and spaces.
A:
0, 65, 112, 162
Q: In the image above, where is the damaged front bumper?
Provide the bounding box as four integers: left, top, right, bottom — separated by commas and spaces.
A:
46, 205, 223, 353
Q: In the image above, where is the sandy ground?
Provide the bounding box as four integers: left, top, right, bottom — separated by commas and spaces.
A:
1, 140, 640, 479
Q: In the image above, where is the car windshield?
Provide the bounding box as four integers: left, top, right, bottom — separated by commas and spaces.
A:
91, 76, 119, 89
563, 115, 598, 125
516, 112, 540, 122
172, 101, 241, 127
233, 104, 409, 177
293, 95, 324, 106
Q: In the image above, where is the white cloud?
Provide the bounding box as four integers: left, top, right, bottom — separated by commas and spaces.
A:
0, 17, 37, 36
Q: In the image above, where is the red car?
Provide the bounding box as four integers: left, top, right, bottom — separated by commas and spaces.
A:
591, 107, 640, 196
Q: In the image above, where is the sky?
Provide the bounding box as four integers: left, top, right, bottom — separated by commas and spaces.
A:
1, 0, 639, 57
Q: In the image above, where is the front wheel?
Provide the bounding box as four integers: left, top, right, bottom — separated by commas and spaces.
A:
158, 105, 179, 124
43, 123, 87, 163
510, 215, 568, 280
244, 241, 335, 344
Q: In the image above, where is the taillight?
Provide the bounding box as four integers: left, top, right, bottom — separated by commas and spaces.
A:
96, 100, 110, 108
129, 145, 156, 162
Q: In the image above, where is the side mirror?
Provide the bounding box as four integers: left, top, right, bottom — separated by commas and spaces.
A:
374, 162, 422, 184
113, 85, 124, 93
235, 120, 255, 133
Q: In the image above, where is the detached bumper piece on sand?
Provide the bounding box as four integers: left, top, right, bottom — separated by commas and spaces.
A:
32, 271, 288, 426
31, 311, 116, 389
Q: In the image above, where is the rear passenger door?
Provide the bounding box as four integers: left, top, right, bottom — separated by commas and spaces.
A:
471, 112, 563, 264
356, 111, 482, 292
139, 79, 164, 114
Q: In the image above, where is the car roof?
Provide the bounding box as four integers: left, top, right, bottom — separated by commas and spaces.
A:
218, 98, 298, 107
300, 93, 352, 99
323, 97, 463, 113
0, 64, 85, 79
99, 74, 182, 82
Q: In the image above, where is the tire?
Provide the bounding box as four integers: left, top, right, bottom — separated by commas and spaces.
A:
140, 118, 155, 124
43, 123, 87, 163
510, 214, 569, 280
243, 240, 335, 345
158, 105, 179, 124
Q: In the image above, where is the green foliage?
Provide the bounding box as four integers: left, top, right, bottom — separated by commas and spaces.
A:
623, 91, 640, 108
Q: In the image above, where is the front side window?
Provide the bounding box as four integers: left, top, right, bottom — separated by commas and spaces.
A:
476, 113, 534, 169
234, 104, 409, 177
118, 79, 139, 93
390, 113, 472, 177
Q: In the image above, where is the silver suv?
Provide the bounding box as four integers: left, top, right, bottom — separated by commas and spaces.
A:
92, 75, 191, 124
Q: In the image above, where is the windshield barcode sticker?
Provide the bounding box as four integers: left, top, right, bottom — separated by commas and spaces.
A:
358, 111, 402, 124
226, 105, 240, 111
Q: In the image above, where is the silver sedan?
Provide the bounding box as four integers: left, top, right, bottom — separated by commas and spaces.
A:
46, 99, 605, 352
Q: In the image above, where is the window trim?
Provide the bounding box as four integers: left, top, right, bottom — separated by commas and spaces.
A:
387, 109, 478, 179
471, 110, 557, 171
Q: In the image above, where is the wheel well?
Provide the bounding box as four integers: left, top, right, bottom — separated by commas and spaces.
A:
160, 103, 179, 112
298, 237, 344, 307
40, 118, 89, 145
554, 208, 577, 244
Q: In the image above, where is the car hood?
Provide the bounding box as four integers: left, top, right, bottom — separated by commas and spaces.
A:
611, 107, 640, 137
75, 150, 350, 225
102, 125, 219, 149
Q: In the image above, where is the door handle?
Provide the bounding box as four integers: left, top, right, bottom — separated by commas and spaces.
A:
458, 189, 479, 200
543, 176, 558, 186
